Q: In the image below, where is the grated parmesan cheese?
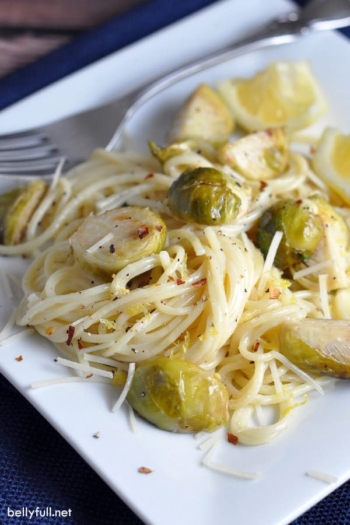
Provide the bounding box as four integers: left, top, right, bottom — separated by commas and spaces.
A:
202, 442, 262, 479
198, 433, 221, 451
127, 401, 139, 434
70, 316, 90, 327
31, 376, 105, 389
269, 358, 283, 394
49, 157, 66, 190
0, 327, 35, 346
306, 469, 338, 484
319, 274, 331, 319
271, 350, 324, 395
86, 232, 114, 254
55, 356, 114, 379
262, 231, 283, 274
83, 353, 129, 371
112, 362, 135, 412
293, 259, 333, 280
258, 231, 283, 295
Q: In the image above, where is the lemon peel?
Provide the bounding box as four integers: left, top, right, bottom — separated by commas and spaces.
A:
218, 61, 327, 132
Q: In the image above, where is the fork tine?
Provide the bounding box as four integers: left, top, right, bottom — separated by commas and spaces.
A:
0, 130, 46, 151
0, 129, 62, 176
0, 145, 58, 162
0, 157, 64, 174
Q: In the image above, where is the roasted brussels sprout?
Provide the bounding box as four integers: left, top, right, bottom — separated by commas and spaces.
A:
3, 180, 47, 245
70, 206, 167, 277
0, 186, 23, 242
170, 83, 234, 146
278, 318, 350, 378
257, 198, 324, 269
218, 128, 289, 180
308, 195, 350, 290
168, 167, 246, 225
127, 356, 229, 433
334, 288, 350, 319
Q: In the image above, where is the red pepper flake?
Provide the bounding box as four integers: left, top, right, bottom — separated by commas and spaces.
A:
310, 145, 317, 154
176, 278, 185, 285
295, 199, 302, 206
138, 226, 149, 239
78, 339, 84, 350
145, 172, 154, 179
15, 355, 23, 362
192, 278, 207, 287
138, 466, 153, 474
260, 180, 268, 190
253, 341, 260, 352
85, 373, 93, 379
155, 224, 163, 232
66, 325, 75, 346
227, 433, 239, 445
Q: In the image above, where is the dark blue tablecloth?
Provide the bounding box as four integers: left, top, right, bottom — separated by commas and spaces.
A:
1, 1, 350, 524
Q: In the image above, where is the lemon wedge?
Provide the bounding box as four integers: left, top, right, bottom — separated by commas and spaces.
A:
218, 61, 327, 132
312, 127, 350, 204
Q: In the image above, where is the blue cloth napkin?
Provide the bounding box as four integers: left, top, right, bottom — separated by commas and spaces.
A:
1, 1, 350, 524
0, 0, 219, 110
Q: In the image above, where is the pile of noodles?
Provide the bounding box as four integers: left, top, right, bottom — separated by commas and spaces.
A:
0, 145, 340, 444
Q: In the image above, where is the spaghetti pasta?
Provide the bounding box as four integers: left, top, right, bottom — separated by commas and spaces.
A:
2, 81, 350, 444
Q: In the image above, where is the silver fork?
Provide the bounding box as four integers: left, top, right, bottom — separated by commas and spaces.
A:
0, 0, 349, 180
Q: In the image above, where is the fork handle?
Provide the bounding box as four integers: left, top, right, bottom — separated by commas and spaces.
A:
106, 12, 307, 150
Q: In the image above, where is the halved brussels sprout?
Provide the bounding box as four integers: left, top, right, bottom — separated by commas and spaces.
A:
168, 167, 244, 225
3, 180, 47, 245
70, 206, 167, 277
0, 187, 23, 241
218, 128, 289, 180
127, 356, 229, 432
279, 318, 350, 378
256, 198, 324, 269
307, 195, 350, 290
170, 83, 234, 146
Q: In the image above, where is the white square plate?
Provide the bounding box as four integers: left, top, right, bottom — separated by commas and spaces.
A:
1, 1, 350, 524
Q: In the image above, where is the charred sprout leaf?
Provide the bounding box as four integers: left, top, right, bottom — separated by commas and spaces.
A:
218, 128, 289, 180
168, 167, 245, 225
70, 206, 167, 277
170, 83, 235, 146
257, 198, 324, 269
127, 356, 229, 433
3, 180, 47, 245
148, 140, 193, 164
148, 139, 218, 167
279, 318, 350, 378
147, 138, 216, 169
